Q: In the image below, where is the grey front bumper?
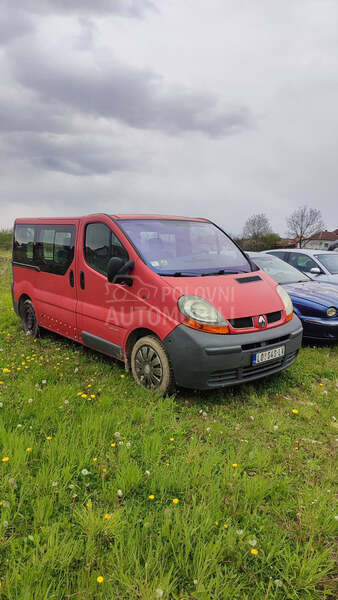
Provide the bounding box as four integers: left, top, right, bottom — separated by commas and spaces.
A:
164, 316, 303, 390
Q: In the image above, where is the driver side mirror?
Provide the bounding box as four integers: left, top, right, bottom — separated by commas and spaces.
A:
107, 257, 135, 284
310, 266, 321, 275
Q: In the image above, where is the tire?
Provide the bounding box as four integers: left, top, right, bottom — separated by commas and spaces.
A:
130, 335, 175, 395
21, 299, 39, 338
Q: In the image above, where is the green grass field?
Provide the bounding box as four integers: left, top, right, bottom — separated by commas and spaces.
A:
0, 251, 337, 599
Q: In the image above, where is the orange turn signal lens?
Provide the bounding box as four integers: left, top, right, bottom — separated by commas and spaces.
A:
286, 312, 293, 322
183, 318, 229, 334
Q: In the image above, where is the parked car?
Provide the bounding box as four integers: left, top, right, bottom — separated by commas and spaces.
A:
12, 214, 302, 394
249, 253, 338, 341
265, 248, 338, 285
328, 240, 338, 251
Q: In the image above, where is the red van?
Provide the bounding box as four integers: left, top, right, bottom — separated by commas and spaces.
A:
12, 214, 302, 394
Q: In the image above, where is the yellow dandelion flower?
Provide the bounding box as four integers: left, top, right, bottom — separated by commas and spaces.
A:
90, 394, 96, 399
46, 436, 52, 441
86, 501, 92, 508
104, 513, 111, 520
93, 457, 98, 462
232, 463, 238, 468
87, 384, 92, 388
148, 494, 155, 500
0, 381, 3, 385
0, 501, 3, 506
17, 367, 21, 371
169, 437, 174, 441
111, 442, 116, 448
215, 521, 219, 526
77, 392, 82, 396
250, 548, 258, 555
3, 368, 10, 373
223, 524, 228, 529
2, 457, 9, 462
172, 498, 179, 504
81, 394, 87, 398
292, 409, 299, 415
319, 383, 324, 386
120, 374, 125, 379
26, 447, 32, 453
97, 576, 104, 584
102, 467, 107, 473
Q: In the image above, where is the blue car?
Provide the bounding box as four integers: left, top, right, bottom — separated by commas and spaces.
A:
249, 253, 338, 341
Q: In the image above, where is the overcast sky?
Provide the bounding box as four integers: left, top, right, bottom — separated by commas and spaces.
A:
1, 0, 337, 234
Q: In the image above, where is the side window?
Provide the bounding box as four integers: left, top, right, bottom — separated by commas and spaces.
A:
13, 225, 35, 264
268, 251, 286, 260
35, 226, 75, 275
85, 223, 128, 275
289, 253, 317, 273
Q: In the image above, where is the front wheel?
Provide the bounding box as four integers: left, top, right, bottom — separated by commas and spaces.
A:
130, 335, 175, 395
21, 299, 39, 338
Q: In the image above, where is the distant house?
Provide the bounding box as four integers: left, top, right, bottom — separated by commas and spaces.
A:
304, 229, 338, 250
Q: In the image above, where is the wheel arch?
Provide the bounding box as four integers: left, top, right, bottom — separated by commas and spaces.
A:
18, 293, 32, 317
125, 327, 161, 371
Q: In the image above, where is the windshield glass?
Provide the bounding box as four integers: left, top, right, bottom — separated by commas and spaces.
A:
118, 219, 252, 275
315, 253, 338, 274
252, 254, 309, 284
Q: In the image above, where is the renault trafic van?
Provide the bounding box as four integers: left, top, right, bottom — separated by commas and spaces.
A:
12, 214, 303, 394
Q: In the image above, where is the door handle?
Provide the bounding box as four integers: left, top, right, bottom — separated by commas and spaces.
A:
69, 269, 74, 287
80, 271, 85, 290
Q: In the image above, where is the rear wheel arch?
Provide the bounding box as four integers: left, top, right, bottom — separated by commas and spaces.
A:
18, 294, 32, 317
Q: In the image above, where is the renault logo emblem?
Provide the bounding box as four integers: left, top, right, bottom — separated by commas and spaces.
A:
258, 315, 266, 329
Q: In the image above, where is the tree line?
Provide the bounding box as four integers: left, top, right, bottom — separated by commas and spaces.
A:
235, 205, 324, 251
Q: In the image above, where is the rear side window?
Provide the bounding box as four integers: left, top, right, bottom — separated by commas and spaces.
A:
13, 226, 35, 264
13, 224, 76, 275
36, 226, 76, 275
85, 223, 128, 275
267, 251, 286, 260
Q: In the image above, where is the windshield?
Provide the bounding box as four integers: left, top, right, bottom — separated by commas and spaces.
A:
315, 253, 338, 274
251, 254, 309, 284
118, 219, 252, 275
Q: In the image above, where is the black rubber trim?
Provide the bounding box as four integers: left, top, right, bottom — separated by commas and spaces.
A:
12, 261, 41, 272
11, 282, 19, 315
81, 331, 122, 359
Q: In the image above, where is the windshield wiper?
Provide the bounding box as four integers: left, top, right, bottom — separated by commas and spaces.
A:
201, 269, 241, 276
160, 271, 199, 277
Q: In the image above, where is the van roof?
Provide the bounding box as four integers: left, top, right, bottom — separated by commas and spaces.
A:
15, 214, 209, 224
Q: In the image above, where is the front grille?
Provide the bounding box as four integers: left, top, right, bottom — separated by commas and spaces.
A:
267, 310, 282, 324
241, 334, 290, 352
229, 316, 253, 329
207, 351, 298, 386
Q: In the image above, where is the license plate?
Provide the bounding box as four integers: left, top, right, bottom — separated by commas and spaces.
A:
252, 345, 285, 365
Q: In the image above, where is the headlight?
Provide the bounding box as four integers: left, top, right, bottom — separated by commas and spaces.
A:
327, 307, 337, 317
178, 295, 229, 334
276, 285, 293, 320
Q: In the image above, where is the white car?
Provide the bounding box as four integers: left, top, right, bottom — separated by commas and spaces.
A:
266, 249, 338, 285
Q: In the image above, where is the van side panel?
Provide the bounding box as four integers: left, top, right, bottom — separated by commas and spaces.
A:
13, 219, 80, 341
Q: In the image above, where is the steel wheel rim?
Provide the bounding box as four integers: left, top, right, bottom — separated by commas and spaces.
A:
23, 304, 36, 334
135, 345, 163, 388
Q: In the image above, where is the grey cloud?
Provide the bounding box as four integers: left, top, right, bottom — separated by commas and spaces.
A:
11, 47, 253, 137
5, 0, 155, 18
2, 132, 134, 175
0, 92, 74, 134
0, 6, 34, 45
